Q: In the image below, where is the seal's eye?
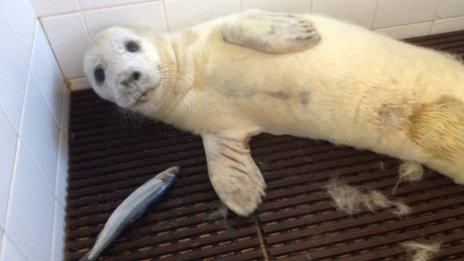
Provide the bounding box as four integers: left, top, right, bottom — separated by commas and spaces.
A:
125, 41, 139, 52
94, 67, 105, 84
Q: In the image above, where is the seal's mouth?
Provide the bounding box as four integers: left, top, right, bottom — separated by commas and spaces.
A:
138, 88, 155, 102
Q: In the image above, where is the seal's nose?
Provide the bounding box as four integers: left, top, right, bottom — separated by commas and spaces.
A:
120, 71, 141, 87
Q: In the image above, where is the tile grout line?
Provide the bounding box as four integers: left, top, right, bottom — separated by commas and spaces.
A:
371, 0, 380, 30
0, 229, 33, 261
0, 55, 37, 261
29, 21, 65, 132
49, 198, 64, 261
35, 18, 68, 91
431, 0, 445, 34
76, 0, 92, 40
0, 4, 35, 69
40, 0, 157, 19
161, 0, 171, 32
18, 36, 62, 196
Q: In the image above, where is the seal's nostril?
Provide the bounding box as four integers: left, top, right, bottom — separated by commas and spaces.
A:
120, 79, 131, 87
132, 71, 141, 81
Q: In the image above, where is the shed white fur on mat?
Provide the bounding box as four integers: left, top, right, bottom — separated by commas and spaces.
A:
402, 241, 441, 261
326, 179, 411, 216
393, 162, 424, 195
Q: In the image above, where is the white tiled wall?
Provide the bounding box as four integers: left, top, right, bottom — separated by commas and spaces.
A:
0, 0, 68, 260
30, 0, 464, 90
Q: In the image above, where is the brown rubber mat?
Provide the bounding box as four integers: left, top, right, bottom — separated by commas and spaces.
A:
66, 31, 464, 260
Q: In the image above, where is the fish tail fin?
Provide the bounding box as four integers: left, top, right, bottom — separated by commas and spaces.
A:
79, 252, 94, 261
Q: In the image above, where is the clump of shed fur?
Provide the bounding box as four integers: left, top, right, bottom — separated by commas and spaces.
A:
402, 241, 441, 261
326, 179, 411, 216
393, 162, 424, 195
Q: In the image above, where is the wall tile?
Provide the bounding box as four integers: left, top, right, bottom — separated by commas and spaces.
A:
375, 0, 441, 28
69, 77, 90, 90
84, 2, 167, 38
241, 0, 312, 13
51, 201, 65, 261
31, 0, 79, 17
0, 234, 30, 261
431, 16, 464, 34
20, 76, 59, 188
164, 0, 240, 31
4, 141, 54, 261
0, 12, 28, 131
55, 134, 68, 207
313, 0, 378, 28
41, 13, 90, 78
0, 108, 18, 229
79, 0, 150, 10
0, 0, 37, 61
31, 23, 64, 126
437, 0, 464, 19
375, 22, 433, 39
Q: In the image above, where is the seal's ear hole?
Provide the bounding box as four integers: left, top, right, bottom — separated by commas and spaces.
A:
94, 67, 105, 84
125, 41, 140, 52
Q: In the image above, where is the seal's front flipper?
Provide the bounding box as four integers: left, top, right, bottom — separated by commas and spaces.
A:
202, 133, 265, 216
221, 10, 321, 54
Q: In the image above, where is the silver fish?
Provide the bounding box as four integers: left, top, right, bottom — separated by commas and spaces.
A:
80, 166, 180, 261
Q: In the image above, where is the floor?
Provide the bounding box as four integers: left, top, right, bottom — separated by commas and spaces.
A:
65, 31, 464, 260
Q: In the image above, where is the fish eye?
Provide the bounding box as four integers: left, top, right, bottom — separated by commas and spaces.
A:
125, 41, 140, 52
94, 67, 105, 84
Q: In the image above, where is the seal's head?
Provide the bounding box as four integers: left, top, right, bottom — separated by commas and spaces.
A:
84, 26, 167, 109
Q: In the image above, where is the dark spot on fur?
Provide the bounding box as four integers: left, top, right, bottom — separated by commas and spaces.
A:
269, 25, 276, 35
225, 88, 256, 98
265, 91, 290, 100
300, 90, 309, 105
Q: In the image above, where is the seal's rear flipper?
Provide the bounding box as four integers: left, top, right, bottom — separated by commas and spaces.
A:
202, 133, 265, 216
221, 10, 321, 54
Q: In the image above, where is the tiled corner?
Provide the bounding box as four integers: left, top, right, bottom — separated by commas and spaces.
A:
437, 0, 464, 19
164, 0, 240, 31
61, 87, 70, 136
30, 0, 79, 17
241, 0, 312, 13
375, 0, 441, 29
31, 22, 64, 126
0, 0, 37, 62
41, 13, 90, 78
313, 0, 378, 29
375, 22, 433, 39
0, 234, 30, 261
0, 12, 29, 132
20, 76, 60, 189
79, 0, 150, 10
55, 134, 68, 207
0, 108, 18, 229
4, 141, 55, 261
83, 1, 167, 38
69, 77, 90, 90
431, 16, 464, 34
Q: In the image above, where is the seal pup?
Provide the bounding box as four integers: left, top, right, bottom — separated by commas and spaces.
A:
84, 10, 464, 216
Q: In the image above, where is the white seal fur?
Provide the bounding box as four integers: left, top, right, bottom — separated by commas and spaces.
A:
84, 10, 464, 216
